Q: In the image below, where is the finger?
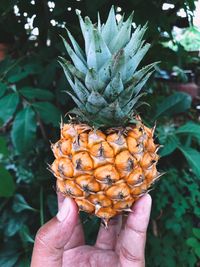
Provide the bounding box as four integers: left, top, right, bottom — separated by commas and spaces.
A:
57, 193, 85, 250
95, 215, 122, 250
117, 194, 152, 267
31, 197, 79, 267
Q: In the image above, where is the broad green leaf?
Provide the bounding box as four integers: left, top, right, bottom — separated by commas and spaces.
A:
19, 225, 34, 243
0, 252, 19, 267
11, 107, 37, 154
195, 247, 200, 257
178, 146, 200, 177
19, 87, 54, 100
5, 215, 26, 237
0, 82, 7, 98
8, 70, 30, 83
176, 121, 200, 141
0, 165, 15, 197
186, 237, 200, 248
159, 134, 179, 157
0, 93, 19, 123
154, 92, 192, 119
0, 136, 8, 157
33, 102, 61, 127
193, 228, 200, 239
13, 194, 36, 213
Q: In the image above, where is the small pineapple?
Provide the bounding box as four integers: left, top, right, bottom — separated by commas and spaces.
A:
51, 7, 161, 226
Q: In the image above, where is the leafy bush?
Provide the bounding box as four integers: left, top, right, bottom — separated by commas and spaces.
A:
0, 1, 200, 266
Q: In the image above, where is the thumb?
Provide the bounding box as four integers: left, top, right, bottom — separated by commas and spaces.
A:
31, 197, 78, 267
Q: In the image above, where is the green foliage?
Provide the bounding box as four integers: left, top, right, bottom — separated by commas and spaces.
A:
0, 1, 199, 266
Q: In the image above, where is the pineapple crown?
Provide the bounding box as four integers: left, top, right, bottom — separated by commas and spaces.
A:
59, 6, 158, 128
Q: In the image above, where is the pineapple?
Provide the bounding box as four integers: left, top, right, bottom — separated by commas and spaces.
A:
51, 7, 161, 226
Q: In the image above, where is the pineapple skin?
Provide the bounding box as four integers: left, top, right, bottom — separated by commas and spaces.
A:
51, 118, 160, 224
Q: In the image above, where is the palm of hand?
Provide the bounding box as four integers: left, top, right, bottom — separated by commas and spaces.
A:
31, 193, 151, 267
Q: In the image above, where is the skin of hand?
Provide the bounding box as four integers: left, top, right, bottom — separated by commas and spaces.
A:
31, 193, 152, 267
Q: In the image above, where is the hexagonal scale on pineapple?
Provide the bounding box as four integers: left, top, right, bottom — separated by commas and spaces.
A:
88, 130, 106, 147
51, 158, 74, 179
75, 174, 100, 194
72, 151, 93, 175
126, 166, 145, 187
52, 139, 72, 158
113, 198, 135, 212
140, 152, 158, 169
127, 135, 144, 154
88, 193, 112, 212
75, 199, 95, 213
106, 181, 131, 200
131, 181, 148, 197
64, 180, 83, 197
94, 164, 120, 184
90, 141, 114, 158
71, 133, 88, 154
107, 133, 127, 154
144, 164, 158, 183
115, 150, 137, 177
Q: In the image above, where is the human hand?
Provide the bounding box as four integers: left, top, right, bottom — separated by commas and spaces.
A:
31, 193, 151, 267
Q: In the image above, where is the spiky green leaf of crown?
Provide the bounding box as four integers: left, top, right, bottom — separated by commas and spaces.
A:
59, 6, 157, 128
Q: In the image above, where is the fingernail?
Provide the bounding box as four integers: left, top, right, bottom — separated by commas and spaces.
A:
56, 197, 72, 222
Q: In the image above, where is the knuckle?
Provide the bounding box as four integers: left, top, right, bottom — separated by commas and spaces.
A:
120, 244, 144, 264
126, 222, 146, 238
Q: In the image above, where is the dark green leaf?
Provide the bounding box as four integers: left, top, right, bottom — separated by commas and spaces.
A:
19, 87, 54, 100
186, 237, 200, 248
193, 228, 200, 239
5, 215, 26, 237
13, 194, 36, 213
159, 134, 179, 157
178, 146, 200, 177
0, 136, 8, 157
0, 82, 7, 98
8, 70, 30, 83
0, 252, 19, 267
195, 247, 200, 257
11, 106, 37, 154
32, 102, 61, 127
176, 121, 200, 141
154, 92, 192, 119
0, 93, 19, 123
0, 165, 15, 197
19, 225, 34, 244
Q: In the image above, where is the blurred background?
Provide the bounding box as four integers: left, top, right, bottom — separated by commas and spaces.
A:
0, 1, 200, 266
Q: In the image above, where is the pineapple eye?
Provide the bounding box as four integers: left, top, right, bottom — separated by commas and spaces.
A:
82, 185, 90, 193
104, 175, 113, 185
75, 159, 82, 170
99, 144, 104, 157
58, 164, 64, 176
118, 192, 125, 200
127, 158, 134, 171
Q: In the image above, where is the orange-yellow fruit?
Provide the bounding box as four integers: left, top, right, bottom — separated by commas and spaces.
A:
51, 121, 160, 224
